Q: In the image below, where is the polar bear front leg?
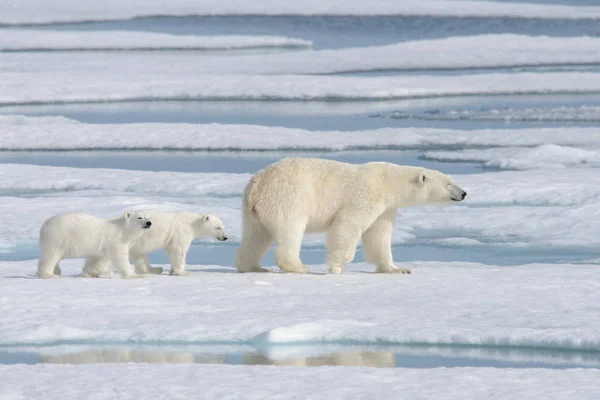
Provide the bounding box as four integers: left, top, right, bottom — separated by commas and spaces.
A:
110, 252, 141, 279
167, 245, 192, 276
37, 252, 62, 279
362, 209, 411, 274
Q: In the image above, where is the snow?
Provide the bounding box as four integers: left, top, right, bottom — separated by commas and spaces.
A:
2, 0, 600, 24
5, 69, 600, 105
4, 34, 600, 73
0, 114, 78, 125
195, 34, 600, 74
1, 364, 598, 400
1, 259, 600, 352
425, 144, 600, 170
0, 30, 312, 51
4, 119, 600, 150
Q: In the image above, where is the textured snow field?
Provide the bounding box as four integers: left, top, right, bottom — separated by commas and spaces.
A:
2, 0, 600, 24
4, 120, 600, 150
1, 364, 599, 400
5, 70, 600, 105
0, 30, 312, 51
3, 34, 599, 72
3, 1, 600, 397
2, 260, 600, 350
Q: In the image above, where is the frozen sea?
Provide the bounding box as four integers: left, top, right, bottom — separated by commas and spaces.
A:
1, 0, 600, 399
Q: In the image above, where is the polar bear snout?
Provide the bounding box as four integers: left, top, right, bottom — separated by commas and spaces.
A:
217, 233, 228, 241
144, 221, 152, 229
451, 190, 467, 201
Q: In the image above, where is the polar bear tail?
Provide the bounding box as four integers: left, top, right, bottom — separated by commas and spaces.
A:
243, 175, 261, 219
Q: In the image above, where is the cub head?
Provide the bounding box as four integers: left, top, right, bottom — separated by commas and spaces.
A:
414, 169, 467, 205
197, 214, 228, 241
124, 211, 152, 230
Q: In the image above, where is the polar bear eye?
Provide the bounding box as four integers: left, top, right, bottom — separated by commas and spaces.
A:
138, 217, 142, 220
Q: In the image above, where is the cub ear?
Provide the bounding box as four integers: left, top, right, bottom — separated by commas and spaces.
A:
124, 211, 132, 220
418, 173, 427, 186
204, 215, 210, 222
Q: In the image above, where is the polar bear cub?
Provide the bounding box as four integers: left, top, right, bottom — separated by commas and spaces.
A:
235, 158, 467, 275
37, 211, 152, 279
83, 211, 227, 277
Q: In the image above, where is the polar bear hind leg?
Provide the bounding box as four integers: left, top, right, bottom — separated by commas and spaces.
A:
132, 254, 163, 275
235, 212, 272, 273
272, 220, 310, 274
82, 256, 111, 278
38, 252, 62, 279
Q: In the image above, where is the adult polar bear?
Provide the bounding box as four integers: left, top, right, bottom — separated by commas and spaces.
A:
235, 158, 467, 275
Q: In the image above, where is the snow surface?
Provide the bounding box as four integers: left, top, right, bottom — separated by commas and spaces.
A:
1, 259, 600, 352
4, 119, 600, 150
5, 70, 600, 105
0, 114, 78, 125
4, 34, 597, 72
5, 34, 600, 75
1, 364, 598, 400
425, 144, 600, 170
0, 30, 312, 51
2, 0, 600, 24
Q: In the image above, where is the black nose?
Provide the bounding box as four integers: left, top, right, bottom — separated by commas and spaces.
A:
223, 236, 228, 241
146, 221, 152, 227
461, 191, 467, 199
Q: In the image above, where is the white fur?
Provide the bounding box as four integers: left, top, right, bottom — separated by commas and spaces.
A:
235, 158, 467, 275
37, 211, 152, 279
83, 211, 227, 277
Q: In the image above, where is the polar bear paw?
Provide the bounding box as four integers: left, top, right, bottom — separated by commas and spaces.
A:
147, 266, 164, 275
329, 265, 343, 275
377, 265, 411, 274
170, 270, 192, 276
122, 273, 144, 279
38, 273, 61, 279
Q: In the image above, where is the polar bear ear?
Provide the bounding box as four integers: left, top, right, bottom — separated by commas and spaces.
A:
124, 211, 132, 220
418, 173, 427, 186
204, 215, 210, 222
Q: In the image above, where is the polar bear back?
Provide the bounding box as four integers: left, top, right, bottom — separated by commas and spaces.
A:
244, 157, 463, 233
39, 212, 129, 258
128, 211, 194, 254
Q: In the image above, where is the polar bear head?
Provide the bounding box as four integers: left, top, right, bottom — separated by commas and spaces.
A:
124, 210, 152, 230
413, 168, 467, 205
196, 214, 228, 241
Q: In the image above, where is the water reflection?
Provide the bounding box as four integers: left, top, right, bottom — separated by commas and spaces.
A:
3, 345, 599, 369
